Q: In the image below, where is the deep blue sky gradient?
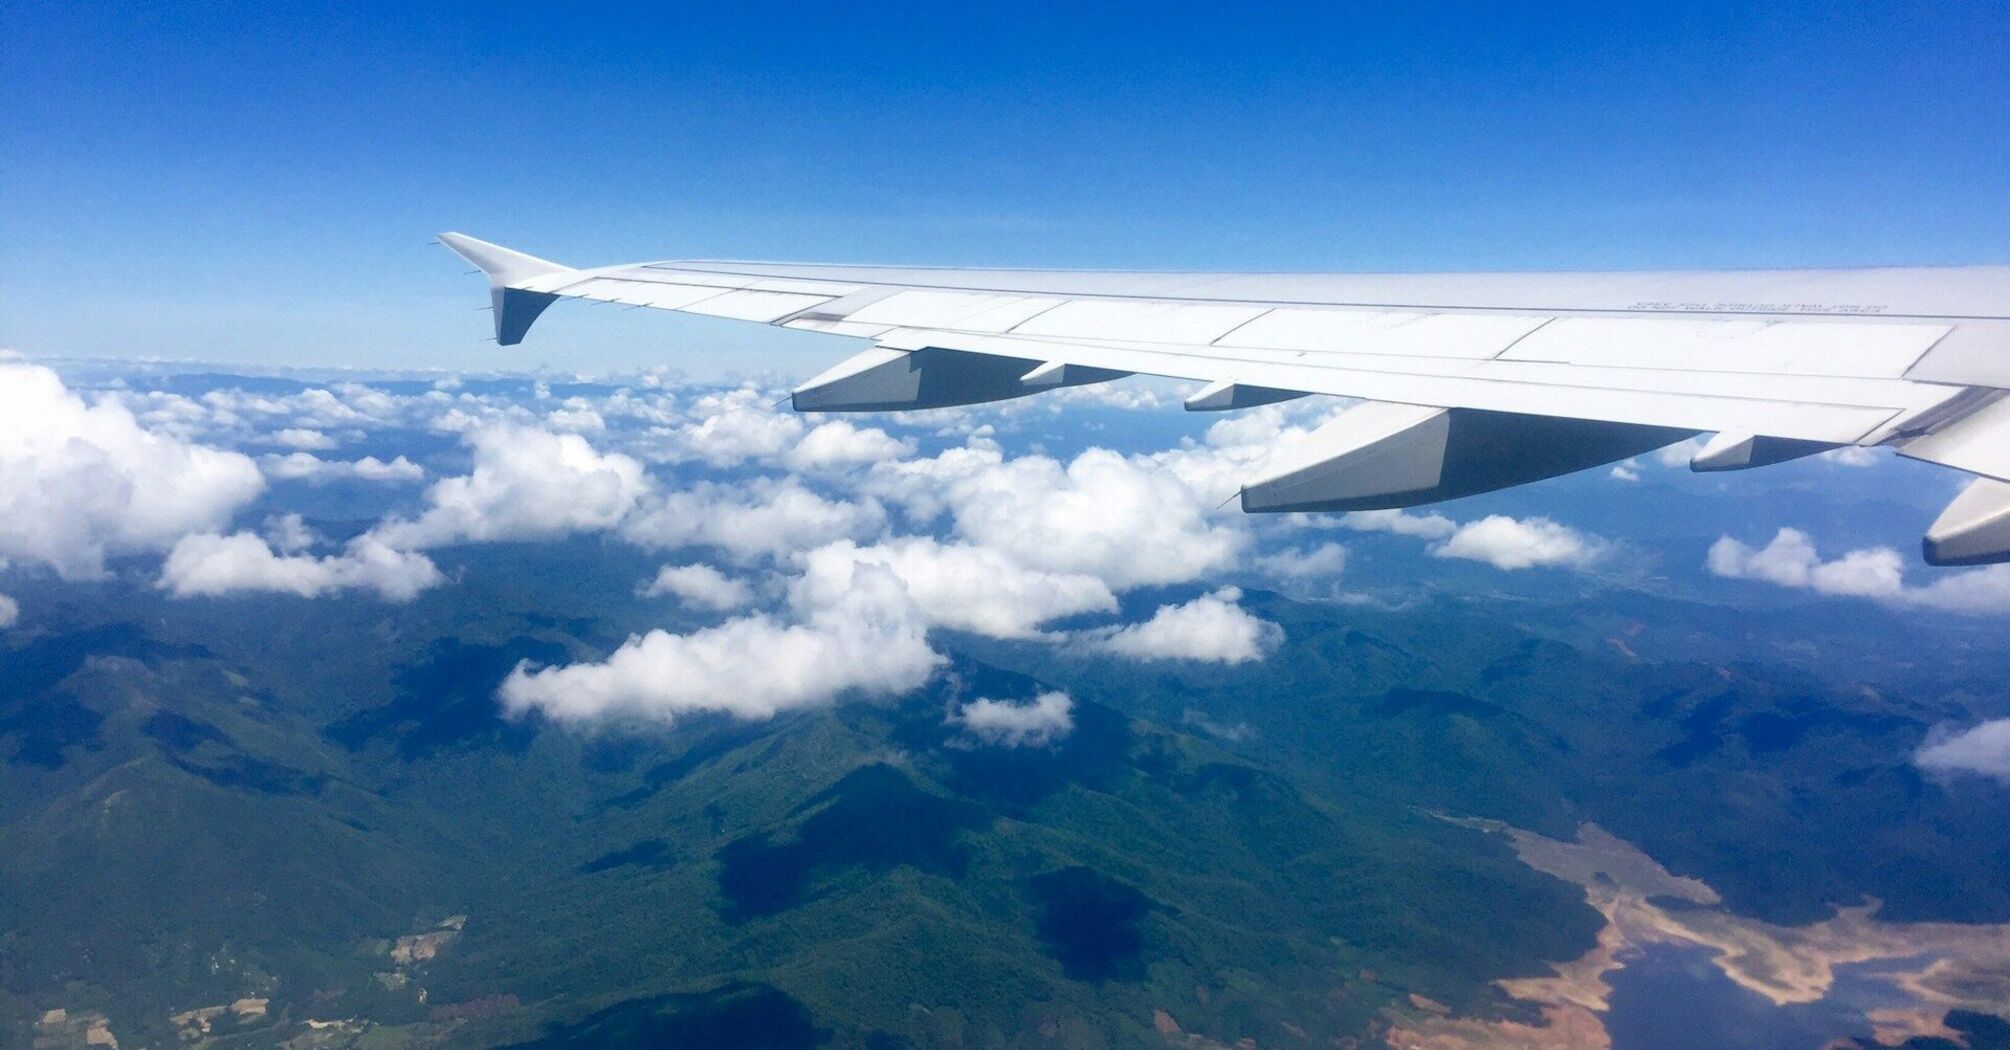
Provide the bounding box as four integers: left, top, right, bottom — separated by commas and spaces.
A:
6, 1, 2009, 373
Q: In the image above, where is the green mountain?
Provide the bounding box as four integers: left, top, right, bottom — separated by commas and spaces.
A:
4, 544, 2008, 1048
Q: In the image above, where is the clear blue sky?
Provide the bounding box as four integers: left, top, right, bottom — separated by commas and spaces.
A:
6, 1, 2008, 375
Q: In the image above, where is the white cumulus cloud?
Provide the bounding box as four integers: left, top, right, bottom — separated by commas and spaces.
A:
498, 564, 940, 725
641, 563, 754, 611
1432, 515, 1607, 570
622, 479, 886, 563
270, 428, 338, 450
951, 691, 1075, 748
796, 537, 1117, 639
260, 452, 426, 483
160, 532, 443, 602
1086, 587, 1281, 664
1915, 719, 2010, 783
0, 360, 265, 578
875, 444, 1244, 590
784, 420, 915, 471
547, 406, 607, 433
263, 513, 319, 553
372, 424, 648, 548
0, 593, 18, 628
1253, 542, 1349, 579
657, 387, 805, 466
1708, 528, 2010, 613
1341, 509, 1459, 541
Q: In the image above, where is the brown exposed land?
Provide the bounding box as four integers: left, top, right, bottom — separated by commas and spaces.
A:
1385, 819, 2010, 1050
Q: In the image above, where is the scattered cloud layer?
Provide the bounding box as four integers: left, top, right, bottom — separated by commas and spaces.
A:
1709, 528, 2010, 614
5, 361, 1824, 736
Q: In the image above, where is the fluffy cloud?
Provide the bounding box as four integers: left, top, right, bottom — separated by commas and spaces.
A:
796, 538, 1117, 639
547, 406, 607, 432
641, 563, 754, 611
270, 428, 338, 450
1432, 515, 1607, 570
1707, 529, 1886, 593
0, 593, 18, 628
1138, 400, 1345, 498
1341, 509, 1458, 541
875, 445, 1244, 589
372, 424, 648, 548
657, 387, 805, 466
1253, 542, 1349, 579
1708, 528, 2010, 613
622, 479, 886, 562
160, 532, 443, 602
951, 691, 1075, 748
188, 383, 405, 436
260, 453, 425, 483
498, 564, 940, 724
784, 420, 914, 471
264, 513, 319, 553
1915, 719, 2010, 783
0, 360, 265, 578
1087, 587, 1281, 664
1343, 506, 1600, 573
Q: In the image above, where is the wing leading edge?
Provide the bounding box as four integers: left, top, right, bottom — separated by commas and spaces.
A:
436, 232, 2010, 566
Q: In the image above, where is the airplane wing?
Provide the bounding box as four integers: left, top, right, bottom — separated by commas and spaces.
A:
437, 232, 2010, 567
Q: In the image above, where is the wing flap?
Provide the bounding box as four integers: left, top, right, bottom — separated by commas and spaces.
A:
553, 277, 737, 310
876, 328, 1919, 443
844, 291, 1066, 331
1011, 300, 1271, 343
676, 289, 834, 322
1215, 310, 1546, 358
1499, 317, 1949, 377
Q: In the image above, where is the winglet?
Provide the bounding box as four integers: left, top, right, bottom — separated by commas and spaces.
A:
436, 232, 573, 345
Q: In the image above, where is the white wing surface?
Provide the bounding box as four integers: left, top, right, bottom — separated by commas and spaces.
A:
438, 233, 2010, 566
